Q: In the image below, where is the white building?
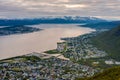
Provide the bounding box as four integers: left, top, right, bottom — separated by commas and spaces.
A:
105, 60, 114, 64
57, 42, 66, 52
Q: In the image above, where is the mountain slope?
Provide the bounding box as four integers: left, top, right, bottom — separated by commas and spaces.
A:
77, 66, 120, 80
91, 25, 120, 61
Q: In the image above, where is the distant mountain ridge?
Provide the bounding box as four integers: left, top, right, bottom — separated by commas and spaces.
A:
81, 21, 120, 29
0, 16, 106, 26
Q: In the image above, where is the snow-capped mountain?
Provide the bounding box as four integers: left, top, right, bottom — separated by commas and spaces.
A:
0, 16, 106, 26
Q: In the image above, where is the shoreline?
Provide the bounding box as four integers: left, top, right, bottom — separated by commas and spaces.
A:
0, 24, 95, 60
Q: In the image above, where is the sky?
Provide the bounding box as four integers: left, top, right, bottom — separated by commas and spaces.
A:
0, 0, 120, 20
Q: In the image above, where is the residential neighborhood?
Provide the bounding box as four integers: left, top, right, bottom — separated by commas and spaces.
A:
0, 31, 120, 80
0, 54, 98, 80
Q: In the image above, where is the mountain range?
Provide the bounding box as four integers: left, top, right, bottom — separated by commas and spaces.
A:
0, 16, 106, 26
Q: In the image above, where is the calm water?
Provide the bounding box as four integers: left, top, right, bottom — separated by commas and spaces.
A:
0, 24, 95, 59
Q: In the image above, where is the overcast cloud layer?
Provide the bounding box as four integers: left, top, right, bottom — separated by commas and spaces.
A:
0, 0, 120, 19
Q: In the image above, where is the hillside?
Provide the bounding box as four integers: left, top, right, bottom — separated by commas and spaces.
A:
91, 25, 120, 61
77, 66, 120, 80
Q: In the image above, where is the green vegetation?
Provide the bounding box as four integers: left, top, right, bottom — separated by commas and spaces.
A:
44, 49, 59, 54
0, 55, 41, 62
77, 66, 120, 80
11, 68, 22, 72
77, 58, 116, 69
22, 56, 41, 62
91, 25, 120, 61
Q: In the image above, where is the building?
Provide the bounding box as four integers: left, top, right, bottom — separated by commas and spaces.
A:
57, 42, 66, 52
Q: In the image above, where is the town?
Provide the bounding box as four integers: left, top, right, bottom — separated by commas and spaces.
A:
0, 31, 120, 80
0, 53, 98, 80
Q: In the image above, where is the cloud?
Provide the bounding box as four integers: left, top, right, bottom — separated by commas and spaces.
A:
65, 4, 88, 8
0, 0, 120, 19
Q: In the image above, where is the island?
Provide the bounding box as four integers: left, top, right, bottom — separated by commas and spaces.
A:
0, 25, 42, 36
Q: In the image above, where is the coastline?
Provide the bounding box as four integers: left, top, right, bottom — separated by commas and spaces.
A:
0, 24, 95, 60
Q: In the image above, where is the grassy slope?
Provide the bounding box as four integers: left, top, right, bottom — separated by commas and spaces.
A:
91, 25, 120, 61
77, 66, 120, 80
